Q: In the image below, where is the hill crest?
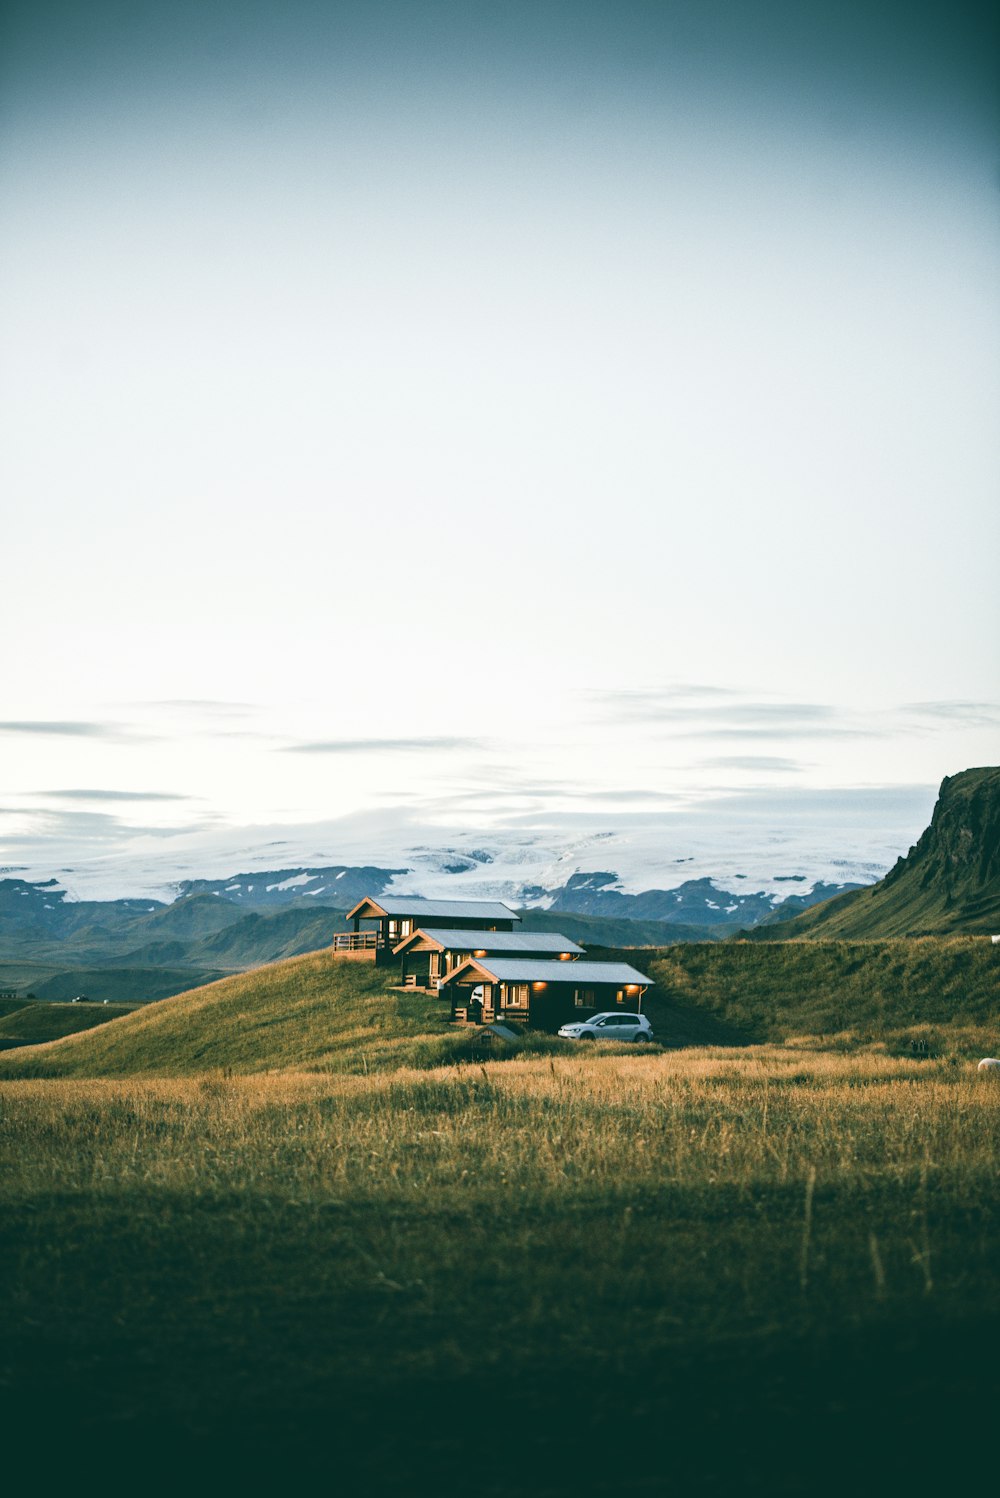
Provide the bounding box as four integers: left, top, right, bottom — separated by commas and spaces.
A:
751, 767, 1000, 939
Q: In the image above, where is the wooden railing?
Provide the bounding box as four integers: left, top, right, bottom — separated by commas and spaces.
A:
332, 932, 378, 953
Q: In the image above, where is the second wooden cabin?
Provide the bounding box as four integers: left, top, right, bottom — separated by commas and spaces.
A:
392, 927, 584, 989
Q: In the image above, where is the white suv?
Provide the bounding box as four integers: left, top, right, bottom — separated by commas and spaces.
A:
558, 1012, 654, 1043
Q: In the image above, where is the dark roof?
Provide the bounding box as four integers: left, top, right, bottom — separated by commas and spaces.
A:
347, 895, 520, 922
443, 958, 652, 986
394, 928, 584, 955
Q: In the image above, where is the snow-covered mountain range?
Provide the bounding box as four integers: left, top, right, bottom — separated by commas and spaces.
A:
1, 807, 915, 930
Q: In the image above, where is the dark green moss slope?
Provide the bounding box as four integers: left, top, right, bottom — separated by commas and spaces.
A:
753, 767, 1000, 939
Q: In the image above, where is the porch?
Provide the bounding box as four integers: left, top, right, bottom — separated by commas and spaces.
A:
331, 931, 378, 961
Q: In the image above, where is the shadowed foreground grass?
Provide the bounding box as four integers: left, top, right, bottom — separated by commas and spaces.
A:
3, 1047, 999, 1493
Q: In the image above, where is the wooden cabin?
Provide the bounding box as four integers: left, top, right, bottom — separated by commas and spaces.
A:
392, 927, 584, 990
341, 895, 520, 965
439, 958, 652, 1029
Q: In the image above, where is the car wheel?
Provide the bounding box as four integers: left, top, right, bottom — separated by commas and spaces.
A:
633, 1033, 649, 1044
581, 1034, 596, 1042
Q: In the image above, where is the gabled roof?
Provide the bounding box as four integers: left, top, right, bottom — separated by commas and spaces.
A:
346, 895, 521, 923
440, 958, 652, 987
392, 928, 584, 956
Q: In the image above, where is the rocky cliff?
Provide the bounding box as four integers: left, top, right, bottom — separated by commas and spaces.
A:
750, 766, 1000, 939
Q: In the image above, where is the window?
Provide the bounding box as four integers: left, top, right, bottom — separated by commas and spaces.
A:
574, 989, 596, 1008
505, 984, 528, 1007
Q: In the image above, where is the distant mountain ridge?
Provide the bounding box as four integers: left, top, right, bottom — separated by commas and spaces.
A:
749, 767, 1000, 939
176, 865, 407, 908
539, 871, 860, 928
0, 856, 865, 1003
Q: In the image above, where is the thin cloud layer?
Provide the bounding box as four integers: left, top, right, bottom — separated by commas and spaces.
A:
0, 720, 117, 738
903, 701, 1000, 727
281, 737, 484, 755
698, 756, 810, 773
0, 807, 218, 848
585, 693, 1000, 742
39, 789, 193, 802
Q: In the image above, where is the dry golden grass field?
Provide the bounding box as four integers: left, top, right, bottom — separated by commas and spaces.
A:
3, 1033, 1000, 1495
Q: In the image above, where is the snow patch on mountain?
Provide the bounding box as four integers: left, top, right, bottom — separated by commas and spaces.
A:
2, 786, 935, 909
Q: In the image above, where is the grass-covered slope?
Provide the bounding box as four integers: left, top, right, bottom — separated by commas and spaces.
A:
30, 964, 228, 1004
0, 999, 135, 1049
755, 766, 1000, 939
3, 935, 997, 1079
519, 906, 721, 944
0, 952, 484, 1079
645, 937, 999, 1042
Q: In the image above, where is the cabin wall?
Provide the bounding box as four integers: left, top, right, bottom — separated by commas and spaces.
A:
512, 985, 642, 1030
401, 952, 433, 988
450, 981, 643, 1028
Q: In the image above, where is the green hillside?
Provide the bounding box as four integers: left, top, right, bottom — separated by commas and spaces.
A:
755, 766, 1000, 939
645, 937, 999, 1041
0, 954, 477, 1078
30, 964, 228, 1004
3, 934, 997, 1080
518, 907, 720, 944
0, 999, 134, 1049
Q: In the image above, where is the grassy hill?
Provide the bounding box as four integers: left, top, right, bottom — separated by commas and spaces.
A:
3, 934, 997, 1080
0, 954, 481, 1078
754, 766, 1000, 939
0, 998, 135, 1050
30, 964, 229, 1004
643, 937, 1000, 1043
518, 906, 720, 944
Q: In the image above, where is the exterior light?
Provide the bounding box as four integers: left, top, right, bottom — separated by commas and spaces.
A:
532, 982, 547, 991
474, 950, 487, 958
626, 985, 639, 993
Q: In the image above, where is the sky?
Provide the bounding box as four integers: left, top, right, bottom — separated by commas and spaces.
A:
1, 1, 998, 896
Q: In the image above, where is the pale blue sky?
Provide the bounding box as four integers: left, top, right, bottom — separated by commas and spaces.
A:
1, 2, 997, 885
